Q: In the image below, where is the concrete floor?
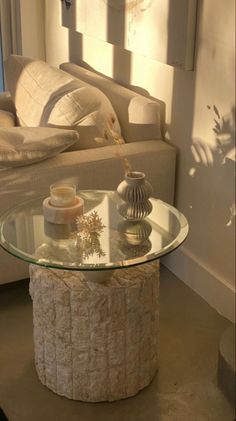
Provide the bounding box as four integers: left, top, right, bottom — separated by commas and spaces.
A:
0, 266, 234, 421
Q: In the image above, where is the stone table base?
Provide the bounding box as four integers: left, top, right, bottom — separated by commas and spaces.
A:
29, 261, 160, 402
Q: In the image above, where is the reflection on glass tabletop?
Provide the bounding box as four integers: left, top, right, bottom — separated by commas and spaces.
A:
0, 190, 188, 271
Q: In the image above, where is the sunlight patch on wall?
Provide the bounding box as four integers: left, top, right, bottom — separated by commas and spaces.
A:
191, 0, 235, 145
45, 0, 70, 66
125, 0, 169, 64
130, 52, 174, 131
82, 36, 114, 78
75, 0, 108, 41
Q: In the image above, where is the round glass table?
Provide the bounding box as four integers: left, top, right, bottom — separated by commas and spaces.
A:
0, 190, 188, 402
0, 190, 188, 272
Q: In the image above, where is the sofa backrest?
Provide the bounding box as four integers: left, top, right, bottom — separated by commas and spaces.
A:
60, 63, 163, 143
4, 55, 163, 145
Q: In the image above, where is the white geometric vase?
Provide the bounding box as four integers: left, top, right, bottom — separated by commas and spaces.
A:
117, 171, 153, 220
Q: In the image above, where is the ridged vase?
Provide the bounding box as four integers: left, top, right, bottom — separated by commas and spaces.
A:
118, 219, 152, 245
117, 171, 153, 220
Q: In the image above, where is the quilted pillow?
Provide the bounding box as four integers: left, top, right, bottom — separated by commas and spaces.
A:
4, 55, 123, 150
48, 86, 123, 150
0, 127, 79, 168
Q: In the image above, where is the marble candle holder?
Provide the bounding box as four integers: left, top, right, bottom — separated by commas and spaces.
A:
43, 196, 84, 224
44, 220, 71, 240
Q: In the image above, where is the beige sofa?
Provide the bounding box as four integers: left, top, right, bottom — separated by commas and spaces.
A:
0, 56, 176, 284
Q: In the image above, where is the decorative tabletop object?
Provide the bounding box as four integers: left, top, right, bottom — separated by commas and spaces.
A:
44, 220, 71, 240
117, 171, 153, 220
76, 210, 106, 260
43, 183, 84, 224
50, 183, 76, 207
97, 116, 154, 219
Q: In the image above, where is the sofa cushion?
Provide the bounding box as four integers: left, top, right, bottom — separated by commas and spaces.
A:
48, 87, 124, 150
0, 110, 16, 127
0, 127, 79, 168
4, 55, 122, 150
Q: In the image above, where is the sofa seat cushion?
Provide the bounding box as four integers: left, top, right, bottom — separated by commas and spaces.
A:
0, 127, 79, 168
0, 110, 16, 127
4, 55, 122, 150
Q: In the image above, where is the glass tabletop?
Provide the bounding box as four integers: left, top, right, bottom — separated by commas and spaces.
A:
0, 190, 188, 271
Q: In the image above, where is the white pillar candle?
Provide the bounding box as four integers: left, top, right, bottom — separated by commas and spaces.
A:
50, 183, 76, 207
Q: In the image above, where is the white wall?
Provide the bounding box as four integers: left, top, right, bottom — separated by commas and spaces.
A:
43, 0, 235, 321
20, 0, 45, 60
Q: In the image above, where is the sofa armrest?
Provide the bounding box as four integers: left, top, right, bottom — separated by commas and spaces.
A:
0, 91, 16, 114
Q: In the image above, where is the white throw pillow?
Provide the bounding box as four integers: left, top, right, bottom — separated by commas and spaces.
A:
0, 127, 79, 168
5, 55, 123, 150
48, 86, 123, 150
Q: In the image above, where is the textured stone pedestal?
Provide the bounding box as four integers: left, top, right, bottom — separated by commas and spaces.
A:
29, 262, 159, 402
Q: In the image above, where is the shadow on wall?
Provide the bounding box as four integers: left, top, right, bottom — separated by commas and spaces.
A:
185, 104, 235, 281
189, 105, 236, 227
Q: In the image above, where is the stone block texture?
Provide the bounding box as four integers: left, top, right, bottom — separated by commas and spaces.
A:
29, 261, 159, 402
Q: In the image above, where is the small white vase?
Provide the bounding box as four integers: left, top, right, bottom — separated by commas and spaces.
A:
117, 171, 153, 220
